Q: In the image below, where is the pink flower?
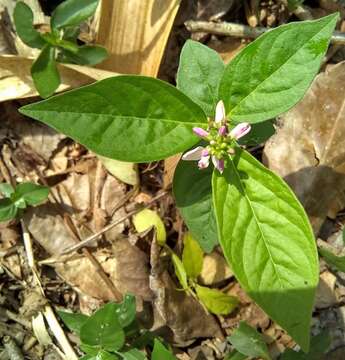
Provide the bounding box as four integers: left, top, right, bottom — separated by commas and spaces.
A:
229, 123, 251, 140
182, 100, 251, 174
182, 146, 224, 173
193, 127, 209, 137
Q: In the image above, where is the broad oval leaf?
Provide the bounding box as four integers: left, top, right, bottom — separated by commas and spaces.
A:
195, 285, 238, 315
173, 159, 218, 252
80, 303, 125, 352
51, 0, 99, 30
31, 45, 60, 98
212, 149, 318, 351
62, 45, 108, 66
13, 183, 49, 206
151, 339, 176, 360
58, 311, 89, 335
20, 76, 207, 162
228, 322, 271, 360
114, 294, 136, 328
177, 39, 224, 116
133, 209, 166, 245
100, 156, 138, 186
0, 199, 17, 222
96, 351, 119, 360
219, 14, 338, 123
119, 349, 147, 360
182, 233, 204, 279
0, 183, 14, 197
13, 2, 46, 49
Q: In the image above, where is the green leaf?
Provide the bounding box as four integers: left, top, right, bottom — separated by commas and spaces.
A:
99, 156, 138, 186
171, 253, 189, 290
119, 349, 147, 360
219, 14, 338, 123
151, 339, 176, 360
228, 322, 271, 360
0, 183, 14, 197
63, 45, 108, 65
225, 351, 247, 360
132, 209, 166, 245
318, 246, 345, 273
0, 199, 17, 222
80, 344, 99, 355
58, 311, 89, 335
51, 0, 99, 30
13, 183, 49, 207
13, 2, 45, 48
96, 351, 119, 360
177, 39, 224, 116
80, 303, 125, 352
238, 120, 275, 146
182, 233, 204, 279
114, 294, 137, 328
173, 158, 218, 253
55, 38, 80, 53
280, 330, 331, 359
31, 45, 60, 98
19, 76, 207, 162
212, 148, 318, 351
195, 285, 238, 315
80, 355, 97, 360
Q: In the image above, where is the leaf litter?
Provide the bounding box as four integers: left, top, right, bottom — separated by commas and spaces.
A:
4, 1, 345, 359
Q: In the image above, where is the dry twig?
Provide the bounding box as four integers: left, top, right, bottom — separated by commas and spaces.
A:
185, 20, 345, 45
61, 191, 168, 255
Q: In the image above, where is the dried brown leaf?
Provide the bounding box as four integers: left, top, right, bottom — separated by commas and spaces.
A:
0, 55, 116, 102
263, 62, 345, 232
149, 241, 222, 343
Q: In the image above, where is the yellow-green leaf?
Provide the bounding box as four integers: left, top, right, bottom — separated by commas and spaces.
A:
195, 284, 238, 315
99, 156, 139, 186
182, 232, 204, 279
171, 253, 189, 290
132, 209, 166, 245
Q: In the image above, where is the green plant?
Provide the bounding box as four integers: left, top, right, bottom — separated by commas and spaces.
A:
14, 0, 108, 98
19, 14, 339, 351
172, 233, 238, 315
0, 182, 49, 221
58, 294, 176, 359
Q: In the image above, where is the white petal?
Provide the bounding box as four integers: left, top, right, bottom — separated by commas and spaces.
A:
198, 155, 210, 169
212, 155, 219, 168
182, 146, 204, 161
215, 100, 226, 124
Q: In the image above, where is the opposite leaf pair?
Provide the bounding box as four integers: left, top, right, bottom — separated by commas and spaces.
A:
172, 233, 238, 315
0, 182, 49, 221
59, 294, 176, 360
20, 14, 338, 351
14, 0, 107, 98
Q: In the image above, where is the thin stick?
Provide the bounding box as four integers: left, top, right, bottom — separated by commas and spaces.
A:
185, 20, 345, 45
61, 191, 168, 255
43, 306, 78, 360
20, 221, 78, 360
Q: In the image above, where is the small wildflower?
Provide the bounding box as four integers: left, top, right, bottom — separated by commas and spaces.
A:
229, 123, 251, 140
183, 100, 251, 173
193, 127, 209, 137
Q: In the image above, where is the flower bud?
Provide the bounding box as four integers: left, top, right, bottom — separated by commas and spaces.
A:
229, 123, 251, 140
193, 127, 209, 138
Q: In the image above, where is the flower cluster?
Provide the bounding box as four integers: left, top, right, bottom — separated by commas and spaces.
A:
182, 101, 251, 173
